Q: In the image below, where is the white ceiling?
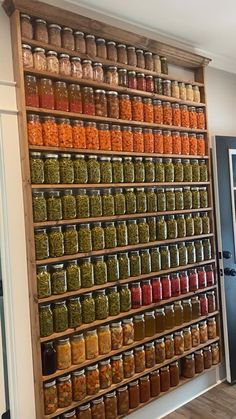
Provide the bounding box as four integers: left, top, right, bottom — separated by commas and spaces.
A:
64, 0, 236, 73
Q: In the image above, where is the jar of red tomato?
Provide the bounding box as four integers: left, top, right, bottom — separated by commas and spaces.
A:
39, 78, 55, 109
128, 71, 137, 90
25, 75, 39, 107
131, 282, 142, 309
137, 73, 146, 91
189, 268, 199, 291
170, 273, 180, 296
161, 275, 171, 299
68, 84, 82, 113
179, 271, 189, 294
142, 280, 152, 305
152, 277, 162, 302
82, 87, 95, 115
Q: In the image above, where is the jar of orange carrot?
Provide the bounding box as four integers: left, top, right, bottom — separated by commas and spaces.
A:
120, 94, 132, 120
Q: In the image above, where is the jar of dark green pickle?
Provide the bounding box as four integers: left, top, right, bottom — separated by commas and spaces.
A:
192, 160, 200, 182
123, 157, 135, 183
30, 152, 44, 184
193, 213, 203, 235
176, 214, 186, 238
44, 154, 60, 184
93, 256, 107, 285
155, 158, 165, 182
91, 222, 105, 251
150, 248, 161, 272
191, 187, 200, 209
136, 188, 147, 213
129, 250, 141, 277
175, 188, 184, 210
106, 255, 119, 282
167, 215, 177, 239
174, 159, 184, 182
53, 300, 68, 332
156, 216, 167, 240
67, 297, 82, 328
114, 188, 126, 215
89, 189, 102, 217
81, 293, 95, 323
80, 258, 94, 288
35, 228, 49, 260
134, 157, 145, 183
78, 223, 92, 253
164, 158, 174, 183
62, 189, 76, 219
183, 159, 192, 183
185, 214, 194, 236
76, 189, 90, 218
138, 218, 149, 243
140, 249, 151, 274
59, 154, 74, 184
73, 154, 88, 184
157, 188, 166, 211
201, 212, 210, 234
127, 220, 139, 245
87, 156, 101, 184
195, 240, 204, 262
100, 157, 112, 184
179, 242, 188, 266
203, 239, 212, 260
183, 187, 192, 209
108, 286, 120, 316
145, 158, 155, 182
112, 157, 124, 183
66, 260, 81, 291
148, 217, 157, 242
63, 225, 78, 255
94, 290, 109, 320
120, 284, 131, 312
146, 187, 157, 212
46, 191, 62, 221
160, 246, 170, 270
32, 191, 47, 222
200, 187, 208, 208
199, 160, 208, 182
102, 189, 115, 216
166, 188, 175, 211
116, 221, 128, 247
39, 304, 53, 337
169, 244, 179, 268
118, 253, 130, 280
186, 241, 196, 263
51, 264, 66, 294
125, 188, 136, 214
37, 265, 51, 298
104, 222, 117, 249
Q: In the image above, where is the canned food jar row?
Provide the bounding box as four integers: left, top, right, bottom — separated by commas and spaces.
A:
30, 152, 209, 185
21, 14, 168, 72
34, 214, 211, 260
27, 112, 206, 156
25, 76, 206, 129
43, 339, 219, 416
32, 186, 210, 223
41, 299, 217, 374
37, 244, 214, 299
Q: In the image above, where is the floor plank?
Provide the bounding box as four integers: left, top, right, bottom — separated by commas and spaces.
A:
165, 382, 236, 419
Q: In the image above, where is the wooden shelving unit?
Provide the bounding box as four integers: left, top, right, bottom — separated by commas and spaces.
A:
2, 0, 220, 418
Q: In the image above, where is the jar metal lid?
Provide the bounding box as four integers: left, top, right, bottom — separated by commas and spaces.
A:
44, 380, 56, 388
49, 24, 61, 30
63, 27, 73, 32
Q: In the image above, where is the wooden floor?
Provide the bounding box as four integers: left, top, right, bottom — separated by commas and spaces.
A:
165, 382, 236, 419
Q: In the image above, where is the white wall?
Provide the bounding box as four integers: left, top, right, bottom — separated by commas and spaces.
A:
0, 2, 232, 419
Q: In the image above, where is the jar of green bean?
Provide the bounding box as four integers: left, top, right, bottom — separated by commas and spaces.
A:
123, 157, 134, 183
81, 293, 95, 323
186, 241, 196, 263
183, 187, 192, 209
183, 159, 192, 182
67, 297, 82, 328
77, 223, 92, 253
63, 224, 78, 255
193, 213, 203, 235
167, 215, 177, 239
195, 240, 204, 262
145, 158, 155, 182
140, 249, 151, 274
118, 253, 130, 279
93, 256, 107, 285
39, 304, 53, 337
125, 188, 136, 214
201, 212, 210, 234
75, 189, 90, 218
166, 188, 175, 211
114, 188, 126, 215
160, 245, 170, 270
59, 154, 74, 184
146, 187, 157, 212
199, 160, 208, 181
30, 152, 44, 184
176, 214, 186, 238
37, 265, 51, 298
108, 286, 120, 316
35, 228, 49, 260
134, 157, 145, 183
169, 244, 179, 268
94, 290, 109, 320
203, 239, 211, 259
192, 159, 200, 182
136, 187, 147, 213
191, 187, 200, 209
116, 220, 128, 247
51, 264, 66, 295
164, 158, 174, 182
62, 189, 76, 219
138, 218, 149, 243
106, 254, 119, 282
104, 221, 117, 249
157, 188, 166, 211
102, 188, 115, 216
44, 154, 60, 184
87, 155, 101, 184
179, 242, 188, 265
66, 260, 81, 291
120, 284, 131, 312
175, 188, 184, 210
155, 158, 165, 182
53, 300, 68, 332
185, 214, 194, 236
100, 157, 112, 184
32, 191, 47, 222
127, 219, 139, 245
91, 222, 105, 250
46, 191, 62, 221
80, 258, 94, 288
200, 187, 208, 208
156, 216, 167, 240
112, 157, 124, 183
174, 159, 183, 182
73, 154, 88, 184
150, 248, 161, 272
129, 250, 141, 277
148, 217, 157, 242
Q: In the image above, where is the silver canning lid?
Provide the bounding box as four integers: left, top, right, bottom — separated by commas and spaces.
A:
33, 47, 45, 53
44, 380, 56, 388
63, 27, 73, 32
49, 24, 61, 30
22, 44, 31, 49
46, 51, 58, 56
35, 18, 46, 24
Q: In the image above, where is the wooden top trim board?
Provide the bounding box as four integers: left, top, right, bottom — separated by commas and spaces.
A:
2, 0, 211, 69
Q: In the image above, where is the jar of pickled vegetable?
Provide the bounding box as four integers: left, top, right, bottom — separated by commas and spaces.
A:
134, 345, 146, 373
125, 188, 136, 214
85, 329, 99, 360
133, 314, 145, 341
195, 350, 204, 373
111, 322, 123, 350
186, 241, 196, 263
142, 279, 152, 305
123, 350, 135, 378
106, 66, 119, 86
165, 158, 174, 182
53, 300, 68, 332
86, 364, 100, 395
104, 391, 117, 419
27, 114, 43, 146
112, 157, 124, 183
93, 256, 107, 285
32, 191, 47, 223
195, 240, 204, 262
200, 293, 208, 316
145, 157, 155, 181
207, 291, 216, 313
51, 264, 66, 295
160, 245, 170, 270
192, 187, 200, 209
89, 189, 102, 218
192, 324, 200, 347
191, 296, 201, 319
71, 57, 83, 79
92, 62, 103, 83
82, 87, 95, 116
197, 108, 206, 129
156, 188, 166, 211
132, 96, 144, 122
156, 216, 167, 241
146, 187, 157, 212
58, 154, 74, 184
108, 286, 120, 316
81, 293, 95, 323
130, 251, 141, 278
122, 318, 134, 345
107, 91, 119, 119
91, 222, 105, 251
155, 158, 165, 183
94, 290, 108, 320
104, 221, 117, 249
39, 304, 53, 337
99, 360, 112, 388
199, 321, 208, 344
102, 189, 115, 216
116, 220, 128, 247
166, 187, 175, 210
147, 216, 156, 242
68, 84, 82, 113
78, 403, 92, 419
111, 125, 122, 151
63, 224, 78, 255
183, 354, 195, 378
44, 380, 58, 414
183, 327, 192, 351
71, 334, 85, 365
120, 94, 132, 120
37, 266, 51, 299
111, 355, 124, 383
163, 101, 172, 126
62, 189, 76, 220
177, 215, 186, 238
118, 253, 130, 280
212, 343, 220, 365
128, 71, 137, 89
30, 152, 44, 184
155, 338, 166, 364
122, 126, 134, 152
153, 101, 163, 125
138, 218, 150, 244
71, 370, 86, 403
120, 283, 131, 310
208, 317, 217, 339
56, 338, 71, 370
48, 226, 64, 258
167, 215, 177, 239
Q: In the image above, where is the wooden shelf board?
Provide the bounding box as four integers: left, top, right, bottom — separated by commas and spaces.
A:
34, 207, 213, 228
40, 289, 218, 343
26, 106, 207, 133
20, 38, 205, 85
43, 337, 220, 418
29, 145, 209, 160
24, 68, 206, 107
42, 310, 219, 382
32, 182, 210, 190
35, 233, 214, 265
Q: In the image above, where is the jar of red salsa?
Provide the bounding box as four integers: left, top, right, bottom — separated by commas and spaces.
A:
189, 268, 199, 291
142, 280, 152, 305
198, 266, 207, 288
131, 282, 142, 309
68, 84, 82, 113
25, 75, 39, 107
180, 271, 189, 294
82, 87, 95, 115
170, 273, 180, 296
54, 81, 68, 111
200, 293, 208, 315
152, 277, 162, 302
39, 78, 54, 109
161, 275, 171, 299
206, 265, 215, 286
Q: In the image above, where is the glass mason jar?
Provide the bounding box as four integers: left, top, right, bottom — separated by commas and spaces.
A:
167, 215, 177, 239
67, 297, 82, 328
51, 263, 66, 295
94, 90, 107, 118
27, 114, 43, 147
48, 226, 64, 258
129, 250, 141, 277
62, 189, 76, 220
111, 125, 122, 151
123, 350, 135, 378
120, 94, 132, 120
122, 127, 134, 151
33, 47, 47, 72
91, 222, 105, 251
169, 244, 179, 268
179, 243, 188, 266
38, 78, 54, 110
66, 260, 80, 291
128, 71, 137, 89
107, 91, 119, 119
37, 266, 51, 299
183, 299, 192, 322
102, 188, 114, 216
132, 96, 144, 122
108, 286, 120, 316
200, 187, 209, 208
44, 380, 58, 414
99, 359, 112, 388
81, 293, 95, 324
111, 354, 124, 383
107, 40, 118, 61
110, 322, 123, 350
104, 221, 117, 249
32, 191, 47, 222
114, 188, 125, 215
93, 62, 104, 82
117, 44, 128, 64
160, 245, 170, 270
85, 329, 99, 360
199, 159, 208, 181
46, 51, 59, 75
52, 300, 68, 332
86, 364, 100, 395
82, 87, 95, 116
96, 37, 107, 58
143, 99, 154, 123
164, 158, 174, 182
183, 327, 192, 351
75, 189, 89, 219
39, 304, 53, 337
59, 154, 74, 184
57, 119, 73, 148
99, 157, 112, 184
25, 75, 39, 107
146, 187, 157, 212
120, 283, 131, 311
87, 155, 100, 183
116, 220, 128, 247
93, 256, 107, 285
144, 312, 156, 338
85, 34, 96, 56
71, 57, 83, 79
118, 252, 130, 280
112, 157, 124, 183
123, 157, 135, 183
138, 218, 150, 244
80, 257, 94, 288
68, 84, 82, 113
186, 241, 196, 263
122, 318, 134, 345
71, 370, 86, 401
117, 68, 127, 87
151, 248, 161, 273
